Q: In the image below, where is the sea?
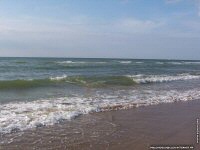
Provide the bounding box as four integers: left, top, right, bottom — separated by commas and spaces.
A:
1, 57, 200, 134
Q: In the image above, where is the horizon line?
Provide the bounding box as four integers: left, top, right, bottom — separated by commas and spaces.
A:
0, 56, 199, 61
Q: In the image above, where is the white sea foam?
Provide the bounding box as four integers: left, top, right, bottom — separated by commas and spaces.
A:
119, 61, 132, 64
0, 97, 97, 134
1, 88, 200, 134
168, 61, 200, 65
155, 62, 164, 65
168, 62, 183, 65
183, 62, 200, 64
56, 61, 86, 64
50, 75, 68, 81
127, 74, 200, 83
56, 61, 106, 65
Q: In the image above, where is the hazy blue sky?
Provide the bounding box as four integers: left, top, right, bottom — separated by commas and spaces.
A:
0, 0, 200, 59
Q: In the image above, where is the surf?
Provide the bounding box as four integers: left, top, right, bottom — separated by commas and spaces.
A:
0, 73, 200, 90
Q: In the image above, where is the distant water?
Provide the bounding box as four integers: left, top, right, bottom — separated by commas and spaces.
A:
1, 57, 200, 134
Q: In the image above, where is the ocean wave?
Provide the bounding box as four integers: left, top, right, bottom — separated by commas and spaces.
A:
183, 62, 200, 64
0, 76, 137, 89
56, 61, 85, 64
15, 61, 27, 64
118, 61, 132, 64
1, 88, 200, 134
135, 61, 143, 64
155, 62, 164, 65
56, 61, 106, 65
50, 75, 68, 81
0, 75, 69, 89
0, 97, 97, 134
127, 74, 200, 83
168, 61, 200, 65
0, 79, 50, 89
0, 74, 200, 89
168, 62, 183, 65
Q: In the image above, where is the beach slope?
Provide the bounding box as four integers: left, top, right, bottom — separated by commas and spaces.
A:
1, 100, 200, 150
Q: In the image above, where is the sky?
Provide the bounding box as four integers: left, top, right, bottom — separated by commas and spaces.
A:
0, 0, 200, 59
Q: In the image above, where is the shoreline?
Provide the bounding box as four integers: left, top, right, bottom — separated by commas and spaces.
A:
1, 100, 200, 150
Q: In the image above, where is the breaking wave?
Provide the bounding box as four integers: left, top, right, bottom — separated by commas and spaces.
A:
0, 73, 200, 89
127, 73, 200, 83
56, 61, 106, 65
1, 88, 200, 134
118, 61, 132, 64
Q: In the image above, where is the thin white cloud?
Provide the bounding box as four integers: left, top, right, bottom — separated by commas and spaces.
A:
0, 14, 200, 58
0, 15, 200, 59
114, 18, 164, 33
0, 17, 165, 36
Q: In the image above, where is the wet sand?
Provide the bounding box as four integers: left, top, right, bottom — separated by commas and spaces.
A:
1, 100, 200, 150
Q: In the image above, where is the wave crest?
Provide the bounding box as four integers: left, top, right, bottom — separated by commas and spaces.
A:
50, 75, 67, 81
0, 73, 200, 89
127, 74, 200, 83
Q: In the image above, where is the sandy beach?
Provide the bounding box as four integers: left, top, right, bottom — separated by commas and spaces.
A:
1, 99, 200, 150
1, 0, 200, 149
